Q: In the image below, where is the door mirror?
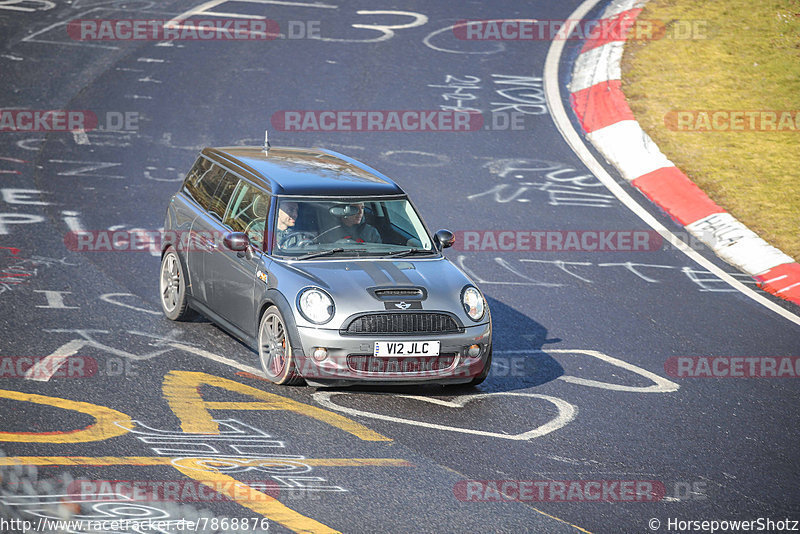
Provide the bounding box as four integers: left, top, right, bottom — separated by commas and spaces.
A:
223, 232, 250, 252
434, 229, 455, 250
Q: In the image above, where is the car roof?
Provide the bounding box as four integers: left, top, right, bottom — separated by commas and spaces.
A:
202, 146, 406, 197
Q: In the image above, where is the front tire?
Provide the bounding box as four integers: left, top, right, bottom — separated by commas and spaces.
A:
467, 347, 492, 387
258, 306, 303, 385
160, 248, 194, 321
448, 347, 492, 389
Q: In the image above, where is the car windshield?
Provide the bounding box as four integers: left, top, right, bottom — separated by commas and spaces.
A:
273, 197, 436, 258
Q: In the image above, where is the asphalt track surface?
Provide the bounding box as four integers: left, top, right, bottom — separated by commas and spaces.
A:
0, 1, 798, 533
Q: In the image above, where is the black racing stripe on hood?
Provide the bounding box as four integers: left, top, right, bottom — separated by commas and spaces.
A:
382, 261, 413, 285
357, 261, 392, 285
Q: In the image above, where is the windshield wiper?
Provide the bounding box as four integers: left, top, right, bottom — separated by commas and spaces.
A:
295, 248, 345, 260
385, 248, 434, 258
295, 248, 371, 260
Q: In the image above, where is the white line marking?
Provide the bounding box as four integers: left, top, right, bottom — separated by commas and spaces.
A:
764, 274, 788, 284
137, 57, 166, 63
202, 10, 267, 18
423, 20, 507, 55
777, 282, 800, 294
313, 391, 576, 441
0, 493, 134, 505
497, 349, 679, 393
167, 0, 227, 25
169, 342, 266, 377
0, 0, 55, 12
61, 210, 85, 232
227, 0, 336, 7
543, 0, 800, 328
72, 129, 90, 145
166, 0, 336, 29
24, 339, 85, 381
21, 7, 119, 50
99, 293, 161, 315
34, 290, 79, 309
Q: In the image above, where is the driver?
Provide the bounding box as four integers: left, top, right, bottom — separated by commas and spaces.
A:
275, 201, 300, 247
323, 202, 380, 243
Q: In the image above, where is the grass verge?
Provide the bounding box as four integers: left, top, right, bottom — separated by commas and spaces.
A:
622, 0, 800, 261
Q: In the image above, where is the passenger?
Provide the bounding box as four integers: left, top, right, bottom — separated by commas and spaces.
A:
323, 202, 380, 243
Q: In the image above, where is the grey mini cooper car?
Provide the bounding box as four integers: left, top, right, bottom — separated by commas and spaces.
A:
160, 145, 492, 386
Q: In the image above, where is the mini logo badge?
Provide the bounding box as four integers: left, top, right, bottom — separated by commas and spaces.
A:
256, 270, 267, 283
384, 300, 421, 310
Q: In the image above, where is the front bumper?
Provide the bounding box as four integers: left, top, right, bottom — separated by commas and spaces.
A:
292, 322, 492, 386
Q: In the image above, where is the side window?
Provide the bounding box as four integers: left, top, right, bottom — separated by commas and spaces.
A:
183, 158, 228, 215
182, 157, 212, 209
208, 171, 237, 221
224, 182, 270, 250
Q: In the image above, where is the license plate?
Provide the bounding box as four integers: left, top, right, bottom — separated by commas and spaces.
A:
374, 341, 440, 357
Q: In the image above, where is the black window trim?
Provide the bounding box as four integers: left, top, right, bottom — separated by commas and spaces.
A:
222, 177, 272, 252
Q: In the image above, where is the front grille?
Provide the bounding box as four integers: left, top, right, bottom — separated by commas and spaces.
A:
342, 313, 462, 335
347, 354, 457, 373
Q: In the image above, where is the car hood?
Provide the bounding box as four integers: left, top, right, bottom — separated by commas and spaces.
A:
270, 256, 482, 328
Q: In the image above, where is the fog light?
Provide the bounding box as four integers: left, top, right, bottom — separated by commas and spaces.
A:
467, 344, 481, 358
312, 347, 328, 361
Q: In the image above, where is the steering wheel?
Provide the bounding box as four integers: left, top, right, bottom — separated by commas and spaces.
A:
311, 224, 343, 244
243, 219, 265, 247
279, 230, 317, 248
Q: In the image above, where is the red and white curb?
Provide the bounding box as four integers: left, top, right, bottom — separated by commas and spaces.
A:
567, 0, 800, 306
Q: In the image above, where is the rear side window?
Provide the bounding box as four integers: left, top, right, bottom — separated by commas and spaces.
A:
182, 157, 236, 220
183, 158, 222, 212
208, 171, 237, 221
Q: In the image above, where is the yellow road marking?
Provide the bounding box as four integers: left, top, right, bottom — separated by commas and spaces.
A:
528, 507, 594, 534
0, 456, 412, 467
0, 389, 131, 443
0, 372, 395, 532
173, 458, 340, 534
161, 371, 390, 441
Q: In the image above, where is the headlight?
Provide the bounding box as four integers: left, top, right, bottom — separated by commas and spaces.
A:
462, 286, 485, 322
297, 288, 335, 324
